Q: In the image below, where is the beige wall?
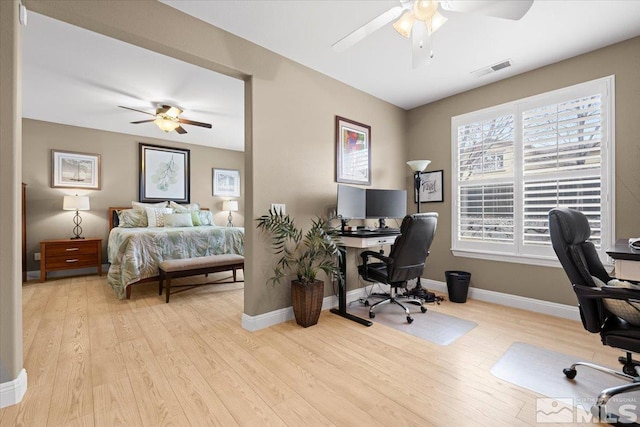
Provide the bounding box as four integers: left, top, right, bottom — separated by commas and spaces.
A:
22, 119, 245, 271
0, 0, 24, 384
407, 36, 640, 305
20, 0, 408, 319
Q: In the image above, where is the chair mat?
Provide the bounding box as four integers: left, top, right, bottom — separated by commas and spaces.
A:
347, 301, 477, 345
491, 342, 640, 424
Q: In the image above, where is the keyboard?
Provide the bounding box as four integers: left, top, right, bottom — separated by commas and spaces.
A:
352, 228, 400, 235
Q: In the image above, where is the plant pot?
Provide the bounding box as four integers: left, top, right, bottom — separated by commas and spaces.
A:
291, 279, 324, 327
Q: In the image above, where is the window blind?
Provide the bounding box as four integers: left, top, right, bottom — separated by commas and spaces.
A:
451, 76, 612, 265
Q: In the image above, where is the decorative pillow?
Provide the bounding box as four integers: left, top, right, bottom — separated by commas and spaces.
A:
117, 209, 148, 228
191, 210, 202, 226
198, 210, 214, 226
169, 201, 200, 212
145, 207, 173, 227
592, 276, 640, 326
132, 201, 167, 211
164, 212, 194, 227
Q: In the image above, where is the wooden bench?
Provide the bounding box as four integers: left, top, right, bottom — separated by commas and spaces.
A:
158, 254, 244, 303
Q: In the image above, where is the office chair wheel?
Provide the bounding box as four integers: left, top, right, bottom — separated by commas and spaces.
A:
406, 316, 413, 324
563, 368, 577, 379
363, 300, 370, 306
369, 312, 375, 319
420, 306, 427, 313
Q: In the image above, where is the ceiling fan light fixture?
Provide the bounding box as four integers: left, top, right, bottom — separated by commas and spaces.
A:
412, 0, 439, 22
393, 11, 416, 38
154, 117, 179, 133
427, 10, 447, 33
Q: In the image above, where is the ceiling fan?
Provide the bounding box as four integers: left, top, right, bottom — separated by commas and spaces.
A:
118, 104, 212, 134
332, 0, 534, 68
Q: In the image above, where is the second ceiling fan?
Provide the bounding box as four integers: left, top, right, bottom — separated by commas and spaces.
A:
119, 104, 212, 134
332, 0, 534, 68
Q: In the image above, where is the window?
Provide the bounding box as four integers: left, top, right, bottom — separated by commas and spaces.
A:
451, 76, 614, 266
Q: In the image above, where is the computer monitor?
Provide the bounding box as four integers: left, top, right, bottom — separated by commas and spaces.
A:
365, 189, 407, 228
336, 184, 366, 226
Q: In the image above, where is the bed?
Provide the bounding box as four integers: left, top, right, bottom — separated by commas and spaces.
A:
107, 206, 244, 299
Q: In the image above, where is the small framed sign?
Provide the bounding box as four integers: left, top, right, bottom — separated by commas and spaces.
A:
416, 170, 444, 203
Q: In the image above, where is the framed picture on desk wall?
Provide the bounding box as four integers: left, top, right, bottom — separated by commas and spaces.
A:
335, 116, 371, 185
415, 170, 444, 203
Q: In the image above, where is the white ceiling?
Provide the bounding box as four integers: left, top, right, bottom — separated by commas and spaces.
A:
22, 1, 640, 152
22, 12, 245, 151
164, 0, 640, 109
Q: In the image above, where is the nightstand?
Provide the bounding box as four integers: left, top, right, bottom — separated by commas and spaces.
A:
40, 238, 102, 282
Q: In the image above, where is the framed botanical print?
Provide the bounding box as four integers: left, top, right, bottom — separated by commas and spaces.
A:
213, 168, 241, 197
139, 143, 190, 203
335, 116, 371, 185
51, 150, 101, 190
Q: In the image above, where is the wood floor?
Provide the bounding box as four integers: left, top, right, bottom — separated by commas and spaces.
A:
0, 273, 620, 426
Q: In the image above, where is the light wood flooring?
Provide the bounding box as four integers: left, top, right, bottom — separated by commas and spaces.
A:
0, 273, 622, 426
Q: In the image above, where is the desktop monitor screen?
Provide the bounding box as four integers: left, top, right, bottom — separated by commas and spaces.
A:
336, 184, 366, 220
365, 189, 407, 220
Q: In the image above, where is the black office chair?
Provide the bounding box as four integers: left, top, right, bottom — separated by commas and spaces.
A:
358, 213, 438, 324
548, 207, 640, 422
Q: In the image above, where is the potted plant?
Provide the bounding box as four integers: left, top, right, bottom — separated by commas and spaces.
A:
256, 209, 342, 327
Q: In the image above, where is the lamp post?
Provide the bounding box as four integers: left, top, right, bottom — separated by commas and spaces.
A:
406, 160, 431, 299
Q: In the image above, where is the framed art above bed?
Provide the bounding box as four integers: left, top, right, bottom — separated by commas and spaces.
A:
139, 143, 190, 203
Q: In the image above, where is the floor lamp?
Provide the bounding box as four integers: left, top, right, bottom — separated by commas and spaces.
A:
406, 160, 431, 299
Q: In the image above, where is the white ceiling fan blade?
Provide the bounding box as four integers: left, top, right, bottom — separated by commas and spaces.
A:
440, 0, 534, 20
411, 22, 432, 69
332, 6, 404, 52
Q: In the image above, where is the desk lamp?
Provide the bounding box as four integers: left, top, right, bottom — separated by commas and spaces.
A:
406, 160, 431, 299
223, 200, 238, 227
63, 194, 90, 239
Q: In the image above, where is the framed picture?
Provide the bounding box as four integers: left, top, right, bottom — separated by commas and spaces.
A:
213, 168, 241, 197
335, 116, 371, 185
139, 143, 190, 203
416, 170, 444, 203
51, 150, 101, 190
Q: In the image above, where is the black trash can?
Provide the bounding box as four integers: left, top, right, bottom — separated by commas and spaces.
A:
445, 271, 471, 303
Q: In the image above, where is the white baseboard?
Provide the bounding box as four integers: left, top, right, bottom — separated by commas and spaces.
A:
241, 286, 371, 332
242, 279, 580, 331
26, 264, 109, 281
0, 369, 27, 408
420, 278, 580, 321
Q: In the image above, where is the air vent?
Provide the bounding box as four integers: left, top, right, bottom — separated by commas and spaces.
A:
471, 59, 513, 78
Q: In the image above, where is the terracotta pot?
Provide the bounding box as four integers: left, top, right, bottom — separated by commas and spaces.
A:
291, 279, 324, 327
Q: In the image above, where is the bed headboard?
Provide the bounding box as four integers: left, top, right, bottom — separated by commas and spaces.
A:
108, 206, 210, 230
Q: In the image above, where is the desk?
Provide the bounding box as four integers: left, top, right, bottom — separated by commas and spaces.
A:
330, 231, 400, 326
607, 239, 640, 281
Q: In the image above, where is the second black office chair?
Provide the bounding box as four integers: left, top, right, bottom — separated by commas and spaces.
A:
549, 207, 640, 422
358, 213, 438, 323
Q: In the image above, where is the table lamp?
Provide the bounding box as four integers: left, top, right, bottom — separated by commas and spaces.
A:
63, 195, 90, 239
223, 200, 238, 227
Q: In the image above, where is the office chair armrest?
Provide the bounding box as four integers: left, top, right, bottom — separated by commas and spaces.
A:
360, 250, 393, 266
573, 284, 640, 301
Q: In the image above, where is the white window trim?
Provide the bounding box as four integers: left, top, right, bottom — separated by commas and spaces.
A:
451, 76, 615, 268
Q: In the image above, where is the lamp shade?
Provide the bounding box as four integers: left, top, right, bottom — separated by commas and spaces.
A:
154, 117, 179, 132
63, 195, 90, 211
407, 160, 431, 172
223, 200, 238, 212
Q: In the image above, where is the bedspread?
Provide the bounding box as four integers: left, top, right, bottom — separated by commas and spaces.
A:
107, 225, 244, 299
